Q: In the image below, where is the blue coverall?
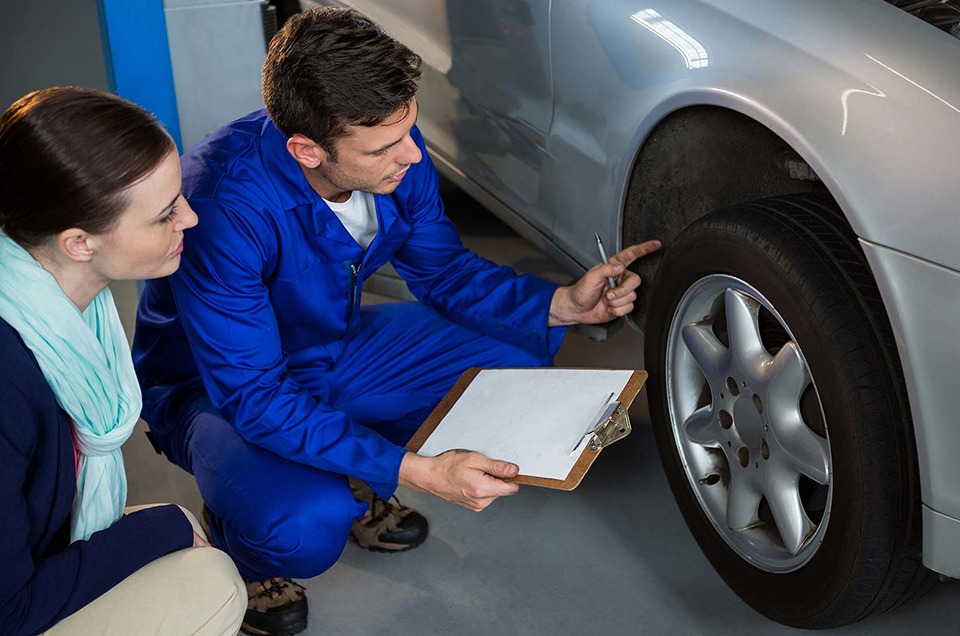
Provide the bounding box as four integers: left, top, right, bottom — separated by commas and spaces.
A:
132, 111, 567, 580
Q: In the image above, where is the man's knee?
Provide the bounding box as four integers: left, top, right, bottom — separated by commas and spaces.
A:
246, 526, 350, 579
235, 500, 358, 579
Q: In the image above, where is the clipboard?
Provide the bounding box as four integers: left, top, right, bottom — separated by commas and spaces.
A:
406, 367, 647, 491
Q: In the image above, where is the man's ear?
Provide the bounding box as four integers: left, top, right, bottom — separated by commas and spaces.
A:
58, 229, 95, 263
286, 134, 326, 169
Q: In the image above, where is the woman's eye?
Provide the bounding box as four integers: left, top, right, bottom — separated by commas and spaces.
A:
162, 204, 179, 224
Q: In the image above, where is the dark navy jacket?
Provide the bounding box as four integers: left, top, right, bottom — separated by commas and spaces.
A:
133, 111, 565, 498
0, 319, 192, 636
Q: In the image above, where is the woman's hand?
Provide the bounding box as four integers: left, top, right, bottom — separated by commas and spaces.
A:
192, 530, 211, 548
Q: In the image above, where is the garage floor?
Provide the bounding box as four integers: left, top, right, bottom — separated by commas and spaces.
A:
119, 180, 958, 635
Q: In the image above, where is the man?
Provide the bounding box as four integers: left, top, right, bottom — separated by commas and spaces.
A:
133, 7, 660, 636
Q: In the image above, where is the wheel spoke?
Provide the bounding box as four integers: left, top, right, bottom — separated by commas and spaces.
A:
766, 464, 815, 555
681, 323, 727, 380
773, 413, 831, 485
683, 405, 720, 446
763, 341, 830, 484
724, 289, 767, 370
726, 470, 762, 530
765, 342, 809, 407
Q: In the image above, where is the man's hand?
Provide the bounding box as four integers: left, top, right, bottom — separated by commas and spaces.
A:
549, 239, 662, 326
398, 450, 521, 512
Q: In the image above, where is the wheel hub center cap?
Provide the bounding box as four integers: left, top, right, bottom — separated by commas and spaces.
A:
733, 394, 764, 448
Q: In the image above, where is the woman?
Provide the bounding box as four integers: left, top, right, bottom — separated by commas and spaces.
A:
0, 87, 246, 635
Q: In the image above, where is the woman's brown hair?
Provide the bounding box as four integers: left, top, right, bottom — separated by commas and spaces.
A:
0, 86, 175, 247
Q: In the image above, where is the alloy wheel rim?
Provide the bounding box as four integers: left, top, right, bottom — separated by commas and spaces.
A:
665, 274, 833, 572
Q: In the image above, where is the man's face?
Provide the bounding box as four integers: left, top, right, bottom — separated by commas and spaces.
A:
314, 98, 422, 201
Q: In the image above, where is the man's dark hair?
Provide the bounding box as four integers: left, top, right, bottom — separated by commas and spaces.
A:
262, 7, 422, 159
0, 87, 175, 248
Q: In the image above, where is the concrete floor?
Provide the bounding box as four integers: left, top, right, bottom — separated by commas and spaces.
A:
118, 180, 959, 635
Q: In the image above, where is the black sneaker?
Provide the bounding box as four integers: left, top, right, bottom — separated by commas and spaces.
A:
349, 478, 429, 552
241, 577, 308, 636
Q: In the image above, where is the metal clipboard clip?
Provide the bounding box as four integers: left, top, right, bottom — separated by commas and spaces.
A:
586, 401, 632, 451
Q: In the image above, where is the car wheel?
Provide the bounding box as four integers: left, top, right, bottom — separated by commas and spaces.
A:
644, 193, 936, 628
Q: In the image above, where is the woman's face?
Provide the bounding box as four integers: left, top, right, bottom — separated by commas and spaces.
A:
89, 149, 198, 281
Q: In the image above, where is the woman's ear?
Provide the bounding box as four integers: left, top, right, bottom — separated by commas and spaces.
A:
58, 228, 95, 262
286, 134, 325, 169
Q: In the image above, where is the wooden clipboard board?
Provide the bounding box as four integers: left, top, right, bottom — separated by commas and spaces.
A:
406, 367, 647, 491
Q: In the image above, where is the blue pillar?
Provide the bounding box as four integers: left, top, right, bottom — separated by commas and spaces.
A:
96, 0, 182, 151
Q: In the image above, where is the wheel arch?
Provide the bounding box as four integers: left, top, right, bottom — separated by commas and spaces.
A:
619, 102, 839, 333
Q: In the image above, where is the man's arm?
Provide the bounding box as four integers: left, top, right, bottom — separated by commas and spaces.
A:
390, 128, 567, 359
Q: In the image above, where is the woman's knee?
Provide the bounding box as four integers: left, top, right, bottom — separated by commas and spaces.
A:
43, 547, 246, 636
186, 549, 247, 635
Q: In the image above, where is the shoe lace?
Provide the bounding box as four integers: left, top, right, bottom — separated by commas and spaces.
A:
254, 577, 305, 601
367, 493, 405, 524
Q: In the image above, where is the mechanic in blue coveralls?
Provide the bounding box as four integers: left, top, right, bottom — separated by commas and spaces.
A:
132, 7, 661, 635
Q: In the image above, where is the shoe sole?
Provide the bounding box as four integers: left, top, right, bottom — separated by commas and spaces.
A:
240, 619, 308, 636
350, 529, 428, 553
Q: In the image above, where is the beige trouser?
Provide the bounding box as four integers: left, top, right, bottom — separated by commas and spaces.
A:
44, 505, 246, 636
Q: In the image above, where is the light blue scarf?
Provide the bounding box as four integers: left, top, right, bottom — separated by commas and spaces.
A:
0, 233, 141, 542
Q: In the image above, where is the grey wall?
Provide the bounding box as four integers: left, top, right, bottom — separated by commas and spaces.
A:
0, 0, 109, 109
163, 0, 268, 150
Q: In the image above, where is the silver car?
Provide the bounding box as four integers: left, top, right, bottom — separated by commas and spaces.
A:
305, 0, 960, 628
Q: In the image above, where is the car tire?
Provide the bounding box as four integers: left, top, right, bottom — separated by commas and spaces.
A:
644, 193, 937, 628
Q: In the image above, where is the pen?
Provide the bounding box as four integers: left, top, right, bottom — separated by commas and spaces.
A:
594, 232, 618, 289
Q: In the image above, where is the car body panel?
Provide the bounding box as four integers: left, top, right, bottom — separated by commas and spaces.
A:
307, 0, 960, 575
862, 240, 960, 577
549, 0, 960, 270
924, 505, 960, 578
